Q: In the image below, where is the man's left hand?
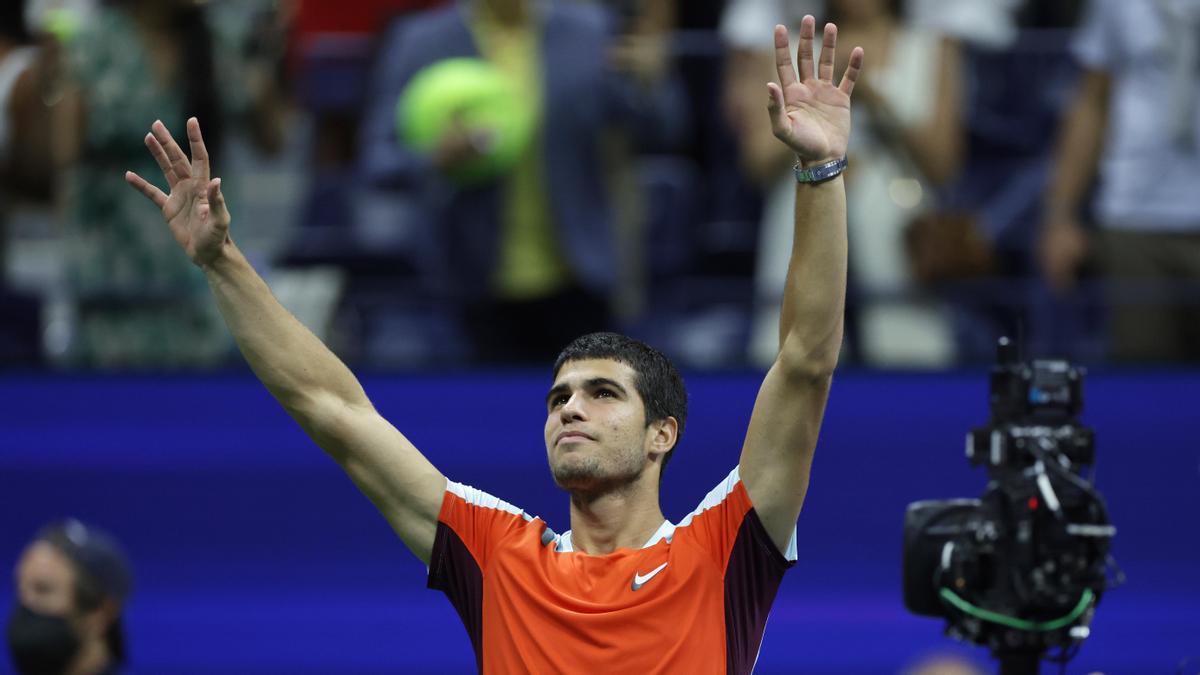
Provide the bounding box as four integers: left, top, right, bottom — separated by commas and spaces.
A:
767, 17, 863, 164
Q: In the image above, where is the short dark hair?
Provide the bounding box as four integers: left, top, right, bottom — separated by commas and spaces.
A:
552, 333, 688, 481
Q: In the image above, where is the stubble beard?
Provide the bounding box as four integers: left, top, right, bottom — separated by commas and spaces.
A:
551, 442, 645, 499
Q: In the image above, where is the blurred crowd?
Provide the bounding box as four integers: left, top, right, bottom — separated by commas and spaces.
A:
1, 0, 1197, 371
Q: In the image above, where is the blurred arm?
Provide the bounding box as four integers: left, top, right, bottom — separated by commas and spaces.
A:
855, 36, 963, 185
907, 36, 964, 186
1044, 69, 1110, 223
2, 47, 56, 199
1038, 69, 1110, 291
601, 7, 687, 151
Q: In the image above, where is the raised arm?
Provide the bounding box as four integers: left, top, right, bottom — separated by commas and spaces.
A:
1038, 69, 1111, 293
738, 18, 861, 552
124, 119, 446, 564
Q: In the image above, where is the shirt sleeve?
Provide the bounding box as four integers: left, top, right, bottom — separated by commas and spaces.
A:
428, 479, 534, 581
674, 467, 798, 571
676, 467, 797, 674
426, 480, 535, 669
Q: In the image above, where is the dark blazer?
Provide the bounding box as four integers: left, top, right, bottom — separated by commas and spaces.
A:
358, 2, 681, 299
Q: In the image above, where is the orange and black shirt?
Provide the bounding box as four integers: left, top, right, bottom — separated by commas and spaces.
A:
427, 467, 798, 673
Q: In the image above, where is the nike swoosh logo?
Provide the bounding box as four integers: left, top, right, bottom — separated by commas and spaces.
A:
631, 562, 668, 591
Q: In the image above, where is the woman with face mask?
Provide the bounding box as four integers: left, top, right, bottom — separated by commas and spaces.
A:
7, 519, 132, 675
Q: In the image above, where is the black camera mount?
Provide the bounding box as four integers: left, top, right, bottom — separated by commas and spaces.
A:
903, 338, 1121, 674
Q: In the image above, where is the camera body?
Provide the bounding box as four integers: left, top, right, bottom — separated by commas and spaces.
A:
903, 339, 1116, 665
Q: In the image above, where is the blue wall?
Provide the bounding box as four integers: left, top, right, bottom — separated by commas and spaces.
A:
1, 369, 1197, 673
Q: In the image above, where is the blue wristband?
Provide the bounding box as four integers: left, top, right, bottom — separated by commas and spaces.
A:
793, 156, 848, 184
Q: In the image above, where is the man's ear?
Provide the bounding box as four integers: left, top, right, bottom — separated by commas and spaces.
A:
648, 416, 679, 458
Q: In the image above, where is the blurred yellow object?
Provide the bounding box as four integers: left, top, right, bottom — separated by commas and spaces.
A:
44, 8, 82, 43
396, 57, 535, 185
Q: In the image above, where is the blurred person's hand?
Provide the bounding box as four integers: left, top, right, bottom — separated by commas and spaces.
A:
123, 118, 231, 268
1039, 216, 1090, 293
430, 117, 493, 173
767, 18, 862, 164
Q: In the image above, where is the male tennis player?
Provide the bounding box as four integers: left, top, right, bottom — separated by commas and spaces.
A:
124, 16, 861, 673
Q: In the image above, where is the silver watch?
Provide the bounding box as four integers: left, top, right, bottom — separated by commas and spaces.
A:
793, 156, 848, 184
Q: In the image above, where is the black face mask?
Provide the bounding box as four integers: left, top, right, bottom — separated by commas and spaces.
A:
6, 604, 81, 675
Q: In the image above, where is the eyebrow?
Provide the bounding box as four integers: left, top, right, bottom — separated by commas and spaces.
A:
545, 377, 629, 407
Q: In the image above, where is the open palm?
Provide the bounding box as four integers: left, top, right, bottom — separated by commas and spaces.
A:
125, 118, 231, 267
768, 18, 863, 163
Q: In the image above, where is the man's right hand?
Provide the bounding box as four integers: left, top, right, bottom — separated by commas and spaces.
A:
124, 118, 447, 566
124, 118, 230, 268
1038, 216, 1090, 293
430, 118, 492, 173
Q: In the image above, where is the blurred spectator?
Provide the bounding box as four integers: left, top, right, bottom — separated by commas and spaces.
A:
741, 0, 965, 367
0, 1, 55, 204
917, 4, 1074, 364
1039, 0, 1200, 363
0, 0, 53, 366
6, 519, 133, 675
720, 0, 819, 368
284, 0, 449, 201
721, 0, 821, 186
597, 0, 677, 322
359, 0, 682, 364
54, 0, 285, 368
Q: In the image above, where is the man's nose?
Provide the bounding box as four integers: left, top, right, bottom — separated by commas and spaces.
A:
559, 393, 586, 421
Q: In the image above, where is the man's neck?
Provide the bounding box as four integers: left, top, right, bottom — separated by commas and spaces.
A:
567, 479, 666, 555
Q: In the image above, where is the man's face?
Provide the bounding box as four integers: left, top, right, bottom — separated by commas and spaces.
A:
14, 542, 77, 617
544, 359, 659, 494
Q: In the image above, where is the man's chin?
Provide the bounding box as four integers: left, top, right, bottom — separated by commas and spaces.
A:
551, 462, 641, 496
551, 465, 600, 492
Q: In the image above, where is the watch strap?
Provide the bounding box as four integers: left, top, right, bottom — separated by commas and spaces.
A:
793, 156, 848, 184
